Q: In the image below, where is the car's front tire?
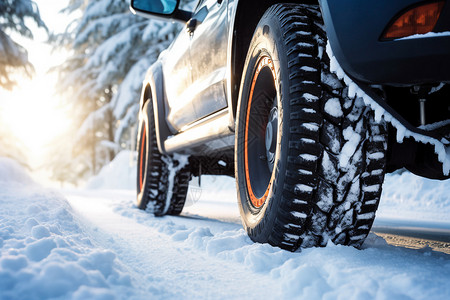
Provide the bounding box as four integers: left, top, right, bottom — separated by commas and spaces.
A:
235, 4, 388, 251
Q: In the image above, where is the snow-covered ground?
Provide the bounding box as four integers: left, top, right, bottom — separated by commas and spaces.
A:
1, 153, 450, 299
0, 157, 135, 299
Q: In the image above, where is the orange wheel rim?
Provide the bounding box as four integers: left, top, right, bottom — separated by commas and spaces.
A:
139, 126, 146, 191
244, 56, 277, 208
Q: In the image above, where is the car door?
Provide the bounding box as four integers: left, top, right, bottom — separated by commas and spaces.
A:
162, 24, 196, 132
188, 0, 229, 123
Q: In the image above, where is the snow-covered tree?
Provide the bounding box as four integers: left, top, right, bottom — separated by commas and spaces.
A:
52, 0, 193, 181
0, 0, 46, 89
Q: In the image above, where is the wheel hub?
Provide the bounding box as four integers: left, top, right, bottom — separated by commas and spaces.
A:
265, 106, 278, 172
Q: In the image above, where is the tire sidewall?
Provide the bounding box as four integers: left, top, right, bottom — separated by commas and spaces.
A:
236, 14, 292, 241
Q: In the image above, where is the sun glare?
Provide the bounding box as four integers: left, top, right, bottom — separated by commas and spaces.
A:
0, 73, 72, 162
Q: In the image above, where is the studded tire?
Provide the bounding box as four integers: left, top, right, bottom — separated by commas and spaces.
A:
137, 100, 190, 216
235, 4, 388, 251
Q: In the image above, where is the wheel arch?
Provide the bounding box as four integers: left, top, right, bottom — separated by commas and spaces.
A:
140, 61, 172, 155
227, 0, 319, 120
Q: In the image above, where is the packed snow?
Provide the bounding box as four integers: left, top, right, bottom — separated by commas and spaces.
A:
398, 31, 450, 41
1, 154, 449, 299
323, 97, 343, 118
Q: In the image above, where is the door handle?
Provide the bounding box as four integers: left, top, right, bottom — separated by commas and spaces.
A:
187, 5, 209, 35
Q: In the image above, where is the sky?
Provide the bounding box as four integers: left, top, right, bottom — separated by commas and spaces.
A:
0, 0, 71, 167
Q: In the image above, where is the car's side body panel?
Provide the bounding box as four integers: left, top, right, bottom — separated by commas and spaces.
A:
189, 0, 229, 124
161, 29, 196, 131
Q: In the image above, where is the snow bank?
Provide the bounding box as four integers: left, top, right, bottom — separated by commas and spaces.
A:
0, 157, 34, 185
85, 150, 136, 190
377, 170, 450, 223
0, 158, 136, 299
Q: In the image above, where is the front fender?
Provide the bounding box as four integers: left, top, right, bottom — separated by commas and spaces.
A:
140, 61, 173, 155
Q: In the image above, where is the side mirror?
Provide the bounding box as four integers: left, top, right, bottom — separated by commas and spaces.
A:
130, 0, 192, 23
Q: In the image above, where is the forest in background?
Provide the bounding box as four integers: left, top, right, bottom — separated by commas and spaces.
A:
0, 0, 195, 185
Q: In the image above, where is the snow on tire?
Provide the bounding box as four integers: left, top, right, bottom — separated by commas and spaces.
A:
235, 4, 387, 251
136, 100, 190, 216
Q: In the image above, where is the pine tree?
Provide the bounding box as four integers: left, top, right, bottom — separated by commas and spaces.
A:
0, 0, 46, 89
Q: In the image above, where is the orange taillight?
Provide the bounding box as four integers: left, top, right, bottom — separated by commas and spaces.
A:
382, 1, 445, 40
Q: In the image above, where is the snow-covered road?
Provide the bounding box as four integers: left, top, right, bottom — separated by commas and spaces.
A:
2, 156, 450, 299
64, 188, 450, 299
66, 189, 273, 299
372, 219, 450, 254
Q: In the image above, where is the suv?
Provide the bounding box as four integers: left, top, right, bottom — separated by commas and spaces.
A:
131, 0, 450, 251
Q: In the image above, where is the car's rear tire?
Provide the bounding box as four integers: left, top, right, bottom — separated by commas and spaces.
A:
235, 4, 388, 251
137, 100, 190, 216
